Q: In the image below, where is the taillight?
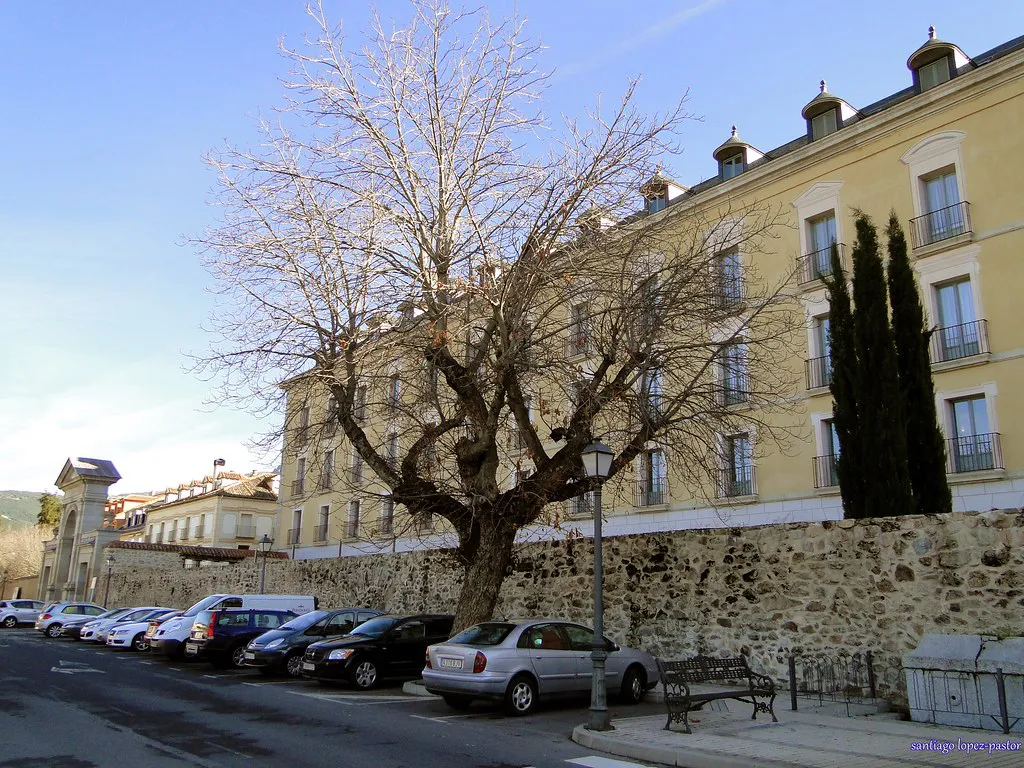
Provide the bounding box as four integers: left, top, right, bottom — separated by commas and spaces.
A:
41, 614, 52, 621
473, 652, 486, 674
424, 649, 432, 669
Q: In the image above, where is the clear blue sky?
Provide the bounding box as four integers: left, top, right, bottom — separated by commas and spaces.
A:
0, 1, 1017, 493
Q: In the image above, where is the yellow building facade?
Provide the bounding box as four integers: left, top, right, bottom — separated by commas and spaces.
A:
278, 31, 1024, 560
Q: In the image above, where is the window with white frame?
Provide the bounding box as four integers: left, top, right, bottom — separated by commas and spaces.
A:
646, 194, 667, 213
920, 168, 965, 244
288, 510, 301, 545
386, 433, 399, 468
807, 314, 832, 389
380, 497, 394, 536
350, 445, 364, 484
810, 109, 838, 140
721, 153, 744, 180
321, 449, 335, 490
715, 248, 743, 308
568, 302, 591, 356
721, 433, 754, 497
325, 395, 337, 435
901, 132, 969, 250
946, 395, 1000, 473
813, 419, 840, 488
568, 489, 595, 518
636, 449, 667, 506
346, 499, 360, 538
933, 277, 983, 362
919, 57, 951, 91
354, 384, 367, 422
387, 374, 402, 410
316, 505, 330, 542
640, 366, 664, 420
720, 341, 749, 405
293, 457, 306, 496
806, 212, 838, 281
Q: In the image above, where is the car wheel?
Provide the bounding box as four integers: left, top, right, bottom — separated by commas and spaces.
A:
131, 633, 148, 652
350, 659, 379, 690
504, 674, 538, 716
442, 695, 473, 711
46, 623, 63, 638
230, 646, 248, 669
285, 653, 305, 678
2, 616, 17, 628
621, 665, 647, 705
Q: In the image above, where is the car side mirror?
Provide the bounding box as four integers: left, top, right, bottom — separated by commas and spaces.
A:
607, 640, 619, 652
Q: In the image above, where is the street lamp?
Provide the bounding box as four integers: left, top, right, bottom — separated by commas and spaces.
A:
102, 555, 115, 608
581, 439, 615, 732
257, 535, 274, 594
1, 569, 8, 600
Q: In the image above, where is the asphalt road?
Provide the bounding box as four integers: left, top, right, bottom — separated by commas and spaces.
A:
0, 628, 667, 768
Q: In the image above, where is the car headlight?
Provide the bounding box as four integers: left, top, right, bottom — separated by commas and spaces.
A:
264, 639, 283, 650
328, 649, 355, 661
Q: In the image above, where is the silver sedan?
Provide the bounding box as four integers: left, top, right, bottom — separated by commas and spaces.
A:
422, 619, 658, 715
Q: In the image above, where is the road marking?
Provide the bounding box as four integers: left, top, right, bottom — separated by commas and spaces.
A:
241, 680, 303, 686
50, 660, 105, 675
207, 741, 253, 759
409, 713, 477, 724
567, 757, 656, 768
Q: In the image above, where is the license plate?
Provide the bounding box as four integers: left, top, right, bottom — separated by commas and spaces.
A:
302, 662, 315, 671
439, 657, 462, 669
185, 644, 198, 656
245, 652, 255, 660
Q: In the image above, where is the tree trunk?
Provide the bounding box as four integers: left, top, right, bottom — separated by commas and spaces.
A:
451, 519, 517, 633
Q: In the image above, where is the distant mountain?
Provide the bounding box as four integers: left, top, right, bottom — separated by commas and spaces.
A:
0, 491, 42, 527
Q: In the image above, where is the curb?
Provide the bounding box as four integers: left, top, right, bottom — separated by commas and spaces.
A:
402, 679, 439, 698
571, 724, 777, 768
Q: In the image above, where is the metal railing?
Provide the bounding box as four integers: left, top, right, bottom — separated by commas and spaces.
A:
716, 383, 750, 407
318, 474, 333, 491
348, 465, 364, 484
930, 319, 988, 364
805, 355, 832, 390
634, 480, 667, 507
718, 465, 756, 498
286, 527, 301, 545
313, 524, 328, 543
565, 332, 591, 358
567, 492, 595, 519
910, 201, 971, 248
787, 651, 905, 716
345, 518, 359, 538
294, 426, 309, 445
812, 454, 839, 489
799, 243, 847, 284
167, 530, 177, 543
379, 513, 394, 536
711, 281, 744, 311
235, 523, 256, 539
946, 432, 1003, 474
291, 478, 304, 497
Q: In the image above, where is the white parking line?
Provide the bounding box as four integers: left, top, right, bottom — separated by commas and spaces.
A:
241, 680, 301, 686
408, 713, 477, 724
567, 757, 656, 768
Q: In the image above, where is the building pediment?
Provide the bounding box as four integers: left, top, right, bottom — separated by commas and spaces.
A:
55, 457, 121, 491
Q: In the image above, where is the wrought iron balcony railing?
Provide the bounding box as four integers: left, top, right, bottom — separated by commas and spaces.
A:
946, 432, 1002, 474
718, 465, 756, 498
716, 382, 751, 407
313, 524, 328, 543
167, 530, 177, 543
567, 492, 595, 519
634, 480, 667, 507
711, 281, 745, 311
235, 523, 256, 539
287, 527, 301, 545
910, 201, 971, 249
291, 478, 305, 497
805, 355, 833, 390
930, 319, 988, 364
194, 525, 204, 539
812, 454, 839, 489
179, 530, 190, 542
799, 243, 847, 285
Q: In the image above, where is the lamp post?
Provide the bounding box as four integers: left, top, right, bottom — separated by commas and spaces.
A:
213, 458, 226, 482
257, 535, 274, 594
102, 555, 115, 608
581, 439, 615, 732
1, 569, 8, 600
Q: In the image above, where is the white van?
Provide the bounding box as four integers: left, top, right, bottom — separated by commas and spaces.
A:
150, 594, 316, 659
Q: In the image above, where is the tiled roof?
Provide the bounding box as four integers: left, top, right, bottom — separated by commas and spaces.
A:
220, 473, 277, 501
107, 540, 289, 560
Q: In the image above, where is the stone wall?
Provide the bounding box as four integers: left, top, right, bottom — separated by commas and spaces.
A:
108, 509, 1024, 680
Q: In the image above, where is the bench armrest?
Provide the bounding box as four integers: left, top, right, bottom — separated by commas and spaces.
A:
749, 672, 775, 693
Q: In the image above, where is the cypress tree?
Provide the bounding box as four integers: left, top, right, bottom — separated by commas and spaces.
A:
850, 212, 913, 517
822, 244, 863, 518
886, 212, 952, 514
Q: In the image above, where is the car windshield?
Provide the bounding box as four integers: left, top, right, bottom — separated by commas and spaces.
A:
181, 595, 233, 618
94, 608, 129, 620
448, 623, 515, 646
349, 616, 400, 638
278, 610, 330, 631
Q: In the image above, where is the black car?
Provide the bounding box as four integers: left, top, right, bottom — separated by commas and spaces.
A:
303, 613, 454, 689
243, 607, 384, 677
185, 609, 297, 668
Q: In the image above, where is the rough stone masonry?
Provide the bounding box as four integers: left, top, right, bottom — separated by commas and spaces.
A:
108, 509, 1024, 683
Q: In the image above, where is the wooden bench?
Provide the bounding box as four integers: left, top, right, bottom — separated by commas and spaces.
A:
656, 656, 777, 733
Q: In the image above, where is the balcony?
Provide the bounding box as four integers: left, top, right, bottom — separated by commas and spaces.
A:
313, 524, 328, 543
930, 319, 989, 365
379, 515, 394, 536
235, 523, 256, 539
167, 530, 177, 543
812, 454, 839, 489
194, 524, 204, 539
805, 355, 833, 390
565, 332, 591, 358
716, 383, 750, 407
345, 520, 359, 538
718, 465, 756, 498
291, 478, 305, 497
294, 426, 309, 445
799, 243, 847, 286
711, 282, 744, 311
567, 492, 595, 519
318, 474, 334, 492
179, 529, 190, 542
347, 465, 364, 485
287, 527, 301, 545
910, 201, 971, 249
946, 432, 1002, 474
634, 480, 667, 507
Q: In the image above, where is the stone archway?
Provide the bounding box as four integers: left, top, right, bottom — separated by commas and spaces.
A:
53, 506, 78, 597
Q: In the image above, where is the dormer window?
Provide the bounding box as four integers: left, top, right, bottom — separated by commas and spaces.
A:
722, 154, 744, 180
646, 194, 667, 214
639, 169, 686, 214
919, 57, 951, 90
811, 109, 838, 140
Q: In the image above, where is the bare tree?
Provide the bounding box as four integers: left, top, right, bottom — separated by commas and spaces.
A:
194, 0, 800, 630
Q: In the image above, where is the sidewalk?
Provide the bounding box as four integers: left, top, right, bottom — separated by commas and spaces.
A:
571, 705, 1024, 768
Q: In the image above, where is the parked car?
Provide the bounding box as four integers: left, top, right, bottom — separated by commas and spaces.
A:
302, 614, 455, 690
60, 607, 133, 639
243, 608, 384, 677
185, 609, 297, 668
83, 607, 174, 643
422, 619, 659, 715
35, 602, 106, 638
0, 599, 45, 628
107, 610, 181, 651
151, 593, 315, 660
